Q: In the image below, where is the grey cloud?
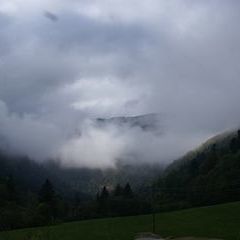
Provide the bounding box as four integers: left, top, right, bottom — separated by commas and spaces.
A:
0, 100, 64, 160
44, 11, 58, 22
0, 0, 240, 167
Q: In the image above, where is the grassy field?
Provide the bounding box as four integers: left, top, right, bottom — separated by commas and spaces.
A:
1, 201, 240, 240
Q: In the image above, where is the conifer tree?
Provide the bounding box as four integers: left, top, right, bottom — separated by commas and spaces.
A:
100, 186, 109, 200
39, 179, 55, 204
123, 183, 133, 198
114, 184, 123, 197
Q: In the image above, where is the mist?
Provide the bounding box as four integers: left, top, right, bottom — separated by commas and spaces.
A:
1, 0, 240, 168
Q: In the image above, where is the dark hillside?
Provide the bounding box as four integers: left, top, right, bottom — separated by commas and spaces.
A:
155, 129, 240, 210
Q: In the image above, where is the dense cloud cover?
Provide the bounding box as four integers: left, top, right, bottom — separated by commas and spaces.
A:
0, 0, 240, 168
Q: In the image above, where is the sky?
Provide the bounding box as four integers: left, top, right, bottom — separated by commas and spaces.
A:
0, 0, 240, 168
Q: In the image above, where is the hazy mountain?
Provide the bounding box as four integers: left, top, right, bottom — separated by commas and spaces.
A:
2, 115, 239, 207
0, 113, 165, 198
96, 113, 162, 134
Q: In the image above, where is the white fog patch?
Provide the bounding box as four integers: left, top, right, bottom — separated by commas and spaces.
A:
58, 121, 125, 168
0, 99, 219, 168
58, 117, 208, 168
0, 100, 64, 160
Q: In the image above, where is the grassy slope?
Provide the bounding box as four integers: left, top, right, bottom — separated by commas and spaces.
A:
1, 201, 240, 240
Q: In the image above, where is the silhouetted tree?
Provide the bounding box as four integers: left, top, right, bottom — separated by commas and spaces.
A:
96, 186, 110, 216
74, 192, 81, 207
38, 179, 57, 221
39, 179, 55, 204
123, 183, 133, 198
237, 130, 240, 149
96, 192, 100, 202
230, 138, 238, 153
6, 176, 16, 201
100, 186, 109, 200
230, 130, 240, 153
114, 184, 123, 197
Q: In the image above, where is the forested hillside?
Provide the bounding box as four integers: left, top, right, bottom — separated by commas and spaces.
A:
155, 129, 240, 210
0, 151, 158, 230
1, 129, 240, 230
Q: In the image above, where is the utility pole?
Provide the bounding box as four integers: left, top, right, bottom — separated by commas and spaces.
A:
152, 185, 156, 233
152, 210, 156, 233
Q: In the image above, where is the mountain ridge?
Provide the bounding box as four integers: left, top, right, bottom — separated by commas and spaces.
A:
96, 113, 162, 133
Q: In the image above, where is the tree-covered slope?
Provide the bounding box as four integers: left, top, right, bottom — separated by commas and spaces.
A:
156, 129, 240, 210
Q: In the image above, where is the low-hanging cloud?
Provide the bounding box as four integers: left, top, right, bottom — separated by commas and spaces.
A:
58, 117, 206, 169
0, 100, 64, 160
1, 0, 240, 168
0, 100, 212, 168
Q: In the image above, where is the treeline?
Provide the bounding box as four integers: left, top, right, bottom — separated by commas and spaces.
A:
0, 151, 154, 231
154, 130, 240, 211
0, 177, 66, 230
67, 183, 151, 221
0, 177, 151, 230
96, 183, 150, 217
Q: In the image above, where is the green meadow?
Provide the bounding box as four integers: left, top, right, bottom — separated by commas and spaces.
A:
1, 201, 240, 240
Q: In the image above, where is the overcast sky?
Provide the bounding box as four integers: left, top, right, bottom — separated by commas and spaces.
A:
0, 0, 240, 168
